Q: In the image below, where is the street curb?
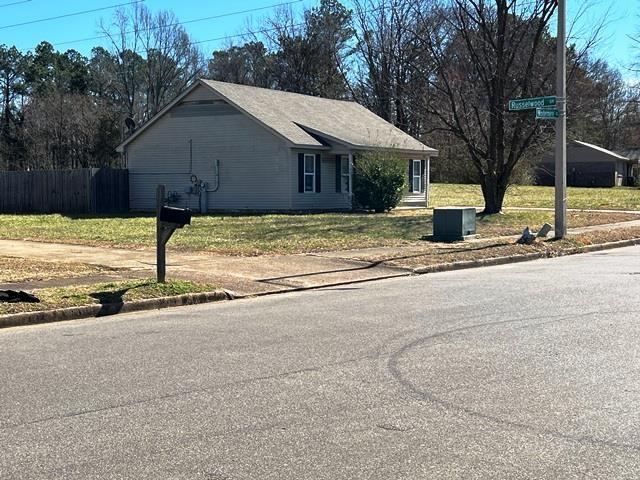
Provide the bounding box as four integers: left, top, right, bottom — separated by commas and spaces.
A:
412, 237, 640, 274
2, 238, 638, 329
0, 290, 231, 329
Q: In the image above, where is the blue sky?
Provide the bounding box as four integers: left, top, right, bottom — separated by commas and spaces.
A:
0, 0, 637, 77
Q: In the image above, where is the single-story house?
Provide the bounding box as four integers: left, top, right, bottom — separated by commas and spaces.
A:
616, 148, 640, 185
117, 79, 438, 212
536, 140, 638, 187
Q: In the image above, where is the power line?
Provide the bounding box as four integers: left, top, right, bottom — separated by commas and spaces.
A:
0, 0, 31, 8
91, 2, 383, 54
192, 22, 306, 47
21, 0, 379, 56
191, 3, 389, 48
0, 0, 144, 30
51, 0, 304, 49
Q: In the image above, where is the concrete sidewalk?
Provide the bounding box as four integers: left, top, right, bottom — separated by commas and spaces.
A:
3, 216, 640, 296
397, 205, 640, 215
0, 240, 411, 296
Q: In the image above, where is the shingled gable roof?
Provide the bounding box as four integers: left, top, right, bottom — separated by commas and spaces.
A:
118, 79, 438, 155
571, 140, 629, 161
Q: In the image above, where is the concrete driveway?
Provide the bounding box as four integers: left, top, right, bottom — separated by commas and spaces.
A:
1, 246, 640, 478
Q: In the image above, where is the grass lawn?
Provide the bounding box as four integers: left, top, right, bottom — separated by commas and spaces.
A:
0, 208, 637, 256
430, 184, 640, 210
0, 279, 217, 315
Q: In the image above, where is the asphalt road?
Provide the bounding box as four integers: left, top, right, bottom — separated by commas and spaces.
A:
2, 246, 640, 479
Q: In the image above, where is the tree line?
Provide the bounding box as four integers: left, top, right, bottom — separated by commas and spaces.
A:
1, 0, 638, 212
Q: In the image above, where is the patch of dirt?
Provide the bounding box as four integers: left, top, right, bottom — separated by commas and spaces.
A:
360, 227, 640, 270
0, 256, 126, 284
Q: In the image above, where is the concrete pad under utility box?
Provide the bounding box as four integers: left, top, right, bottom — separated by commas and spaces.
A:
433, 207, 477, 241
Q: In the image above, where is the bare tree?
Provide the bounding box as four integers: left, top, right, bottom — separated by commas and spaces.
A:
410, 0, 561, 213
585, 61, 638, 150
101, 3, 204, 124
22, 92, 115, 169
351, 0, 433, 135
253, 0, 354, 98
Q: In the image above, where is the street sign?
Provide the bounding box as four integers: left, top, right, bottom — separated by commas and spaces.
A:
508, 96, 556, 111
535, 107, 560, 120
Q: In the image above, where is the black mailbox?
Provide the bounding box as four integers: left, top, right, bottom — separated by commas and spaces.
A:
159, 206, 192, 226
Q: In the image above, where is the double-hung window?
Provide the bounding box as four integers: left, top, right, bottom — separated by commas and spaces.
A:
341, 156, 350, 193
304, 154, 316, 192
412, 159, 422, 193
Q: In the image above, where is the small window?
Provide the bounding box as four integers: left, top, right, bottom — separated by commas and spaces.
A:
341, 156, 350, 193
304, 154, 315, 193
412, 159, 422, 193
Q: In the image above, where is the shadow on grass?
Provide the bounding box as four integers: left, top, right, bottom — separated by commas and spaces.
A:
254, 215, 432, 242
62, 213, 154, 220
89, 282, 152, 316
258, 241, 508, 287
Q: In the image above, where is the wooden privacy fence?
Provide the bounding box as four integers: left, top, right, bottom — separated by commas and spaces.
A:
0, 168, 129, 214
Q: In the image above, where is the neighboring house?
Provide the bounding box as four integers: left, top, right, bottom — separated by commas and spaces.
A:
616, 148, 640, 185
536, 140, 638, 188
117, 79, 438, 212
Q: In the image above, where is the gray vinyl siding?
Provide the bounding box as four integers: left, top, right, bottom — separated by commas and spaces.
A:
183, 84, 215, 102
126, 86, 291, 211
290, 150, 352, 210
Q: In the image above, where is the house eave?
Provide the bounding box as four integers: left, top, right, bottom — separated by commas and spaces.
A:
351, 145, 439, 157
294, 123, 438, 157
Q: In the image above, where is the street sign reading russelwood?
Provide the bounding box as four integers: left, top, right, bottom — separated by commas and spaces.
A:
508, 96, 556, 111
535, 107, 560, 120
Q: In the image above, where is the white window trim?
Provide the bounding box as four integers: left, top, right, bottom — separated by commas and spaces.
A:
304, 154, 316, 193
340, 154, 350, 193
412, 159, 422, 193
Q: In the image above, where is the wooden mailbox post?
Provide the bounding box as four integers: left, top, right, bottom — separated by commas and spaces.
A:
156, 184, 192, 283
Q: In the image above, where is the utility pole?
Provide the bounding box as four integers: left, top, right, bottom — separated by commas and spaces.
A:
555, 0, 567, 238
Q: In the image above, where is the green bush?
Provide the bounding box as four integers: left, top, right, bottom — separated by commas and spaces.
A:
353, 151, 407, 212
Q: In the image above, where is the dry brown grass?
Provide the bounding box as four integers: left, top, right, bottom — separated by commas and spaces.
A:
349, 226, 640, 270
0, 279, 217, 316
0, 256, 118, 284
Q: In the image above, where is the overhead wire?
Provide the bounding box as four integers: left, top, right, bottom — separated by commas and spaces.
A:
0, 0, 32, 8
191, 22, 306, 47
18, 1, 386, 56
0, 0, 144, 30
50, 0, 304, 49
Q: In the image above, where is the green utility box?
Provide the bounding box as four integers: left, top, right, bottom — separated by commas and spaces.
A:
433, 207, 476, 241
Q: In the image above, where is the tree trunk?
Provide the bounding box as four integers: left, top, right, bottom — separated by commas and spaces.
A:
481, 176, 507, 214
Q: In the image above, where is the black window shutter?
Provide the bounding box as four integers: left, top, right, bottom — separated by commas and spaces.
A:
335, 155, 342, 193
315, 154, 322, 193
298, 153, 304, 193
408, 159, 414, 193
420, 159, 426, 193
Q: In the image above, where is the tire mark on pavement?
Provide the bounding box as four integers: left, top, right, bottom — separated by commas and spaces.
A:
386, 309, 640, 452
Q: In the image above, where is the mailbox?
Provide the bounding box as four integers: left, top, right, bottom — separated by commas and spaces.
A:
159, 206, 192, 227
156, 185, 192, 283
